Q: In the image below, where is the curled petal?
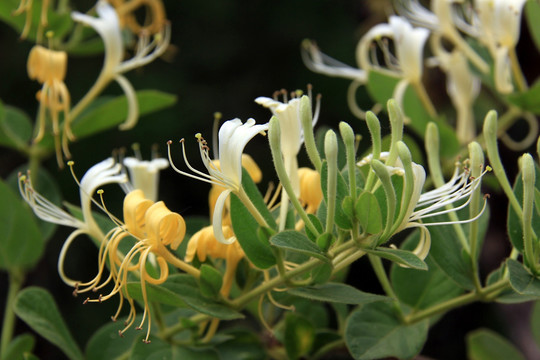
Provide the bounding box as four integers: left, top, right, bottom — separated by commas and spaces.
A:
212, 189, 236, 244
115, 74, 139, 130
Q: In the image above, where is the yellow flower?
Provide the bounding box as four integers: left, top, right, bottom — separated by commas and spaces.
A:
298, 167, 322, 214
185, 225, 244, 297
77, 189, 186, 343
107, 0, 167, 35
27, 45, 74, 167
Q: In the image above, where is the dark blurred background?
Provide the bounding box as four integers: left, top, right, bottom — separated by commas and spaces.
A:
0, 1, 539, 359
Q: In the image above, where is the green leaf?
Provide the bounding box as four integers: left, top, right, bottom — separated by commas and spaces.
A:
426, 214, 475, 290
2, 333, 35, 360
14, 287, 83, 360
507, 259, 540, 297
508, 166, 540, 252
289, 283, 390, 304
345, 301, 428, 360
356, 191, 382, 234
320, 161, 352, 229
270, 230, 329, 262
466, 329, 525, 360
126, 281, 187, 308
69, 90, 176, 140
305, 214, 324, 242
230, 194, 276, 269
527, 1, 540, 51
391, 230, 463, 310
365, 246, 427, 270
0, 105, 32, 151
284, 313, 315, 360
214, 329, 266, 360
507, 78, 540, 114
199, 264, 223, 299
130, 336, 219, 360
0, 178, 43, 270
310, 262, 333, 285
161, 274, 243, 320
85, 316, 143, 360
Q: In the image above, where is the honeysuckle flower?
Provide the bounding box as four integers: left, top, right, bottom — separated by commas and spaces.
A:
18, 158, 128, 285
27, 45, 74, 167
256, 89, 320, 229
432, 45, 480, 144
395, 0, 489, 73
185, 225, 244, 296
168, 118, 268, 244
298, 167, 323, 215
474, 0, 527, 93
208, 154, 262, 223
71, 0, 170, 129
357, 16, 430, 114
121, 156, 169, 201
78, 189, 187, 343
107, 0, 167, 35
359, 151, 489, 261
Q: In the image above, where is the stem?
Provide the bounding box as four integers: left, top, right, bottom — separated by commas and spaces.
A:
159, 250, 200, 278
1, 270, 24, 359
412, 82, 437, 119
509, 47, 528, 92
368, 254, 398, 301
404, 278, 510, 324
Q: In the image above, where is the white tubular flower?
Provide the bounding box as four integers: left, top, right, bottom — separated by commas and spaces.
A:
432, 42, 480, 144
301, 40, 367, 82
122, 157, 169, 202
19, 158, 128, 286
71, 0, 170, 129
168, 118, 268, 244
357, 16, 429, 110
359, 153, 489, 261
474, 0, 527, 93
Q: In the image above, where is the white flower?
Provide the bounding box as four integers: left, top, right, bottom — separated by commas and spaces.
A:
122, 157, 169, 202
474, 0, 527, 93
357, 16, 430, 110
19, 158, 128, 286
359, 152, 488, 261
71, 1, 170, 128
168, 118, 268, 244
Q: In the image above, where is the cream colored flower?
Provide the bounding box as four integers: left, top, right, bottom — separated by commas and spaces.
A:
71, 0, 170, 129
168, 118, 268, 244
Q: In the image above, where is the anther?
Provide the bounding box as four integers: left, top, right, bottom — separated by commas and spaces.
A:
67, 160, 74, 166
111, 316, 117, 322
83, 298, 90, 305
167, 140, 172, 145
118, 330, 124, 338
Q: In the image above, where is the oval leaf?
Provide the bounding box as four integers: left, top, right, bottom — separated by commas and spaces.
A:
270, 230, 329, 262
289, 283, 390, 304
14, 287, 83, 360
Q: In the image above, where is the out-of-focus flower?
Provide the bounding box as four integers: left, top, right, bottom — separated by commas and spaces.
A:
432, 45, 480, 144
168, 118, 268, 244
298, 167, 323, 215
185, 225, 244, 296
357, 16, 430, 111
107, 0, 167, 35
474, 0, 527, 93
71, 0, 170, 129
27, 45, 74, 167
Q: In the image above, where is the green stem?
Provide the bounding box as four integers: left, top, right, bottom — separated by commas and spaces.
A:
1, 270, 24, 359
368, 254, 398, 301
404, 278, 510, 324
509, 47, 528, 93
